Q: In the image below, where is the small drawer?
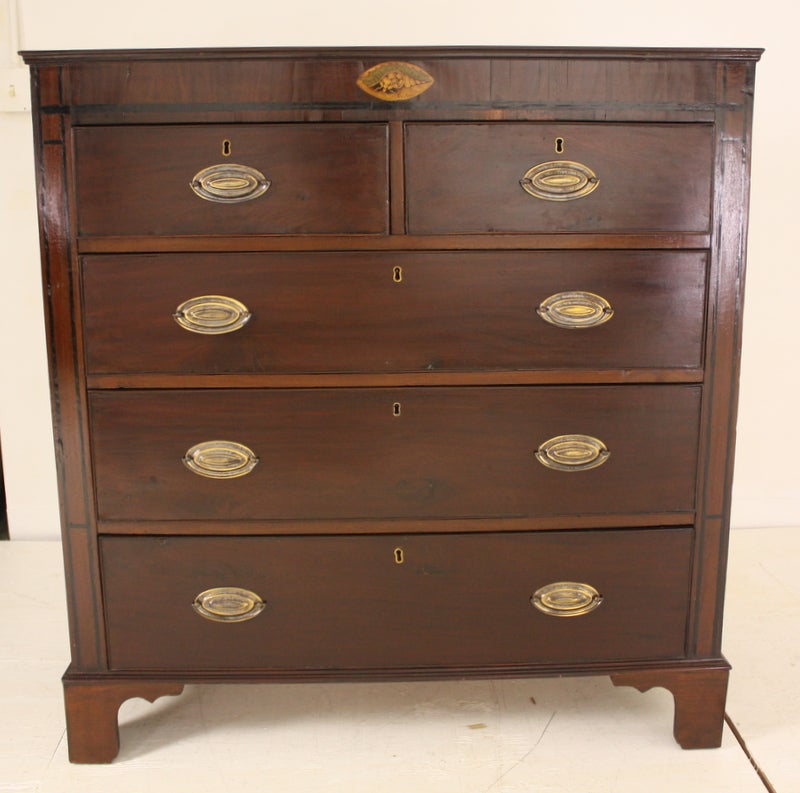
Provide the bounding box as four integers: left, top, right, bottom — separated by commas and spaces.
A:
81, 250, 707, 375
100, 528, 692, 670
90, 385, 700, 522
405, 123, 713, 233
73, 124, 389, 236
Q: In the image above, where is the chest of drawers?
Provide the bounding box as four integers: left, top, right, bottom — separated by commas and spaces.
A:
22, 46, 761, 763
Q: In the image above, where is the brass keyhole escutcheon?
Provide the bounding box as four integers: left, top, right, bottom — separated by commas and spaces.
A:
555, 136, 565, 154
393, 266, 403, 283
393, 402, 402, 417
222, 139, 232, 157
394, 547, 405, 564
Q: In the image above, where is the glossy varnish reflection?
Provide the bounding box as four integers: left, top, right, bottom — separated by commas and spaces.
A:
22, 46, 761, 762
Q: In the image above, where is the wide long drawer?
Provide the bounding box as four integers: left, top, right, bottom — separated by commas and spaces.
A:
405, 123, 713, 233
89, 386, 700, 522
82, 250, 707, 375
100, 529, 693, 670
73, 124, 389, 236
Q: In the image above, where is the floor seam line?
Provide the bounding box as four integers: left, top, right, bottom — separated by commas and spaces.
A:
724, 711, 778, 793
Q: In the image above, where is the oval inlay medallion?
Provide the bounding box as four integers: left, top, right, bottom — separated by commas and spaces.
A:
535, 434, 610, 472
520, 160, 599, 201
537, 291, 613, 329
174, 295, 252, 335
193, 587, 265, 622
357, 61, 434, 101
531, 582, 603, 617
183, 440, 259, 479
190, 163, 270, 203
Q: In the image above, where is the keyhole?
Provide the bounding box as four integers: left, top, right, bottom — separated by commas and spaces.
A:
222, 139, 232, 157
393, 266, 403, 283
393, 402, 402, 417
555, 137, 565, 154
394, 548, 405, 564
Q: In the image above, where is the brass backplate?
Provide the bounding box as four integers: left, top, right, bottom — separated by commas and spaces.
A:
520, 160, 599, 201
190, 163, 270, 203
174, 295, 252, 335
193, 587, 265, 622
531, 582, 603, 617
535, 434, 610, 472
183, 440, 259, 479
537, 291, 613, 329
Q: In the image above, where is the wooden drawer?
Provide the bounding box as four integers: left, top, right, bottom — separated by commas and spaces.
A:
405, 123, 713, 233
89, 386, 700, 522
73, 124, 389, 236
99, 529, 693, 670
67, 57, 717, 109
82, 250, 707, 375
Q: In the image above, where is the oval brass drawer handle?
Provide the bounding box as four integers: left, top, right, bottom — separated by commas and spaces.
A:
531, 582, 603, 617
173, 295, 252, 335
183, 440, 259, 479
537, 291, 613, 329
357, 61, 434, 101
193, 586, 265, 622
520, 160, 599, 201
190, 163, 270, 203
535, 434, 610, 472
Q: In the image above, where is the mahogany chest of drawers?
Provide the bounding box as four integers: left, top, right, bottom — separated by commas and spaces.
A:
22, 46, 761, 763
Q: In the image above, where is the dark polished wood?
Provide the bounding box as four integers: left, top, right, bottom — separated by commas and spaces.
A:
82, 251, 707, 375
611, 664, 730, 749
100, 529, 692, 670
74, 124, 389, 236
85, 369, 706, 391
30, 66, 107, 672
96, 512, 697, 535
23, 46, 760, 761
405, 123, 713, 234
89, 386, 701, 522
76, 232, 712, 253
689, 61, 760, 659
63, 674, 184, 763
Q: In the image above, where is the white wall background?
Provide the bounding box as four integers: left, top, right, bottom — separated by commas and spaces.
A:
0, 0, 796, 538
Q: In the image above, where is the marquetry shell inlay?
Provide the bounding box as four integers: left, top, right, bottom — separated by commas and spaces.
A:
357, 61, 434, 101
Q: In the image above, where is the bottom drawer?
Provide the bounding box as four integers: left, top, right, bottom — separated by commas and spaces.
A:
100, 529, 692, 671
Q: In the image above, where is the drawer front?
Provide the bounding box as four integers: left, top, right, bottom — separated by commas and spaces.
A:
74, 124, 389, 236
100, 529, 692, 670
82, 250, 707, 375
68, 57, 717, 109
405, 123, 713, 233
90, 386, 700, 522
